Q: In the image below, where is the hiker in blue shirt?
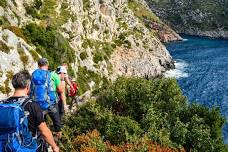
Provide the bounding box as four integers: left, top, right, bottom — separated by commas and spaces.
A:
30, 58, 64, 139
0, 70, 59, 152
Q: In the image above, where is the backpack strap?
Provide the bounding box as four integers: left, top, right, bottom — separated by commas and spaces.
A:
51, 76, 58, 103
0, 99, 7, 104
0, 96, 32, 114
30, 70, 38, 101
18, 97, 39, 141
45, 71, 52, 106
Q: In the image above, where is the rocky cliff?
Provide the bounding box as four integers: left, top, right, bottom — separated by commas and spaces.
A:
147, 0, 228, 38
0, 0, 179, 98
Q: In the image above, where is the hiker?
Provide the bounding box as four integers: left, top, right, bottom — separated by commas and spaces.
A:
56, 63, 75, 114
67, 77, 79, 110
56, 66, 68, 123
30, 58, 63, 139
60, 62, 75, 95
0, 70, 59, 152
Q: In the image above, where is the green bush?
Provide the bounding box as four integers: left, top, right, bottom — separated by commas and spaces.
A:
34, 0, 43, 9
22, 23, 76, 70
65, 100, 142, 144
0, 40, 10, 53
0, 16, 9, 26
0, 0, 7, 7
25, 4, 40, 18
83, 0, 90, 10
96, 77, 227, 151
62, 77, 227, 151
0, 71, 12, 95
98, 77, 187, 122
3, 26, 27, 41
82, 39, 115, 63
17, 45, 29, 68
77, 66, 103, 94
93, 51, 103, 64
30, 50, 40, 61
114, 33, 132, 48
179, 104, 226, 151
80, 51, 88, 60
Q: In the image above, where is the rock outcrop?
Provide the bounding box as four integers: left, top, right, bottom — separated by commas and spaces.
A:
147, 0, 228, 38
0, 0, 179, 98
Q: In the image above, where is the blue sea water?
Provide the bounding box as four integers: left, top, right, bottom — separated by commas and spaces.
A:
165, 35, 228, 144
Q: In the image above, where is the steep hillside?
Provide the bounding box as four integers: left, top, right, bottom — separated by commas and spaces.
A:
0, 0, 180, 98
147, 0, 228, 38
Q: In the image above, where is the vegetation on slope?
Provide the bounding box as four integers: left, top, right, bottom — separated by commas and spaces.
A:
22, 23, 76, 70
60, 77, 228, 152
148, 0, 228, 31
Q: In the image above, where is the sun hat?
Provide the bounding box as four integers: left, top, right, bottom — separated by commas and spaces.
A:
56, 66, 67, 74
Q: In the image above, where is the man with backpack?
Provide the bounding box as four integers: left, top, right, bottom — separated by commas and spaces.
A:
0, 70, 59, 152
30, 58, 63, 139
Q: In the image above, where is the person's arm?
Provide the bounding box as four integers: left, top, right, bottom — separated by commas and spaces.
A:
38, 122, 59, 152
65, 76, 74, 90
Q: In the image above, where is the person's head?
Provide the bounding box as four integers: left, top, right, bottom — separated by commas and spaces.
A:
71, 78, 76, 82
38, 58, 49, 70
61, 62, 68, 70
12, 70, 31, 94
56, 66, 67, 79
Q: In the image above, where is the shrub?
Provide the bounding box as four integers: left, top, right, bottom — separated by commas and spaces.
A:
72, 130, 106, 152
0, 0, 7, 7
61, 77, 228, 151
76, 66, 103, 94
80, 51, 88, 60
24, 4, 40, 18
65, 100, 142, 144
98, 77, 187, 122
34, 0, 42, 9
17, 45, 29, 68
0, 40, 10, 53
60, 129, 184, 152
1, 71, 13, 95
30, 50, 40, 61
4, 26, 27, 41
2, 33, 8, 42
114, 33, 132, 48
96, 77, 227, 151
179, 104, 226, 151
22, 23, 76, 70
0, 70, 3, 77
93, 51, 103, 64
0, 17, 4, 25
83, 0, 90, 10
128, 0, 159, 22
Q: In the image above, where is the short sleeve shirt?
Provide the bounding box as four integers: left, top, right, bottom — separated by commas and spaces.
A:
51, 72, 61, 91
4, 97, 44, 137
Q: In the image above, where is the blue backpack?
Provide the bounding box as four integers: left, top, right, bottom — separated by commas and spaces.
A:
0, 97, 37, 152
30, 69, 56, 110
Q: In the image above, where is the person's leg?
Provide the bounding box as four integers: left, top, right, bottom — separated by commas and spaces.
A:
48, 104, 62, 132
58, 100, 64, 125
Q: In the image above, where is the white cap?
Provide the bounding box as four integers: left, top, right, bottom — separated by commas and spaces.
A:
56, 66, 67, 74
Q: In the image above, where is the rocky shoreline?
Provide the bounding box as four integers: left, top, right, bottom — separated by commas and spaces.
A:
179, 29, 228, 39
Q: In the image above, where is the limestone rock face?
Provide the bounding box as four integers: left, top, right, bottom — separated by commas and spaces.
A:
62, 0, 175, 78
0, 28, 38, 98
0, 0, 178, 97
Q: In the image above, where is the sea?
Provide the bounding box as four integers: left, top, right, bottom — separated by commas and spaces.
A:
164, 35, 228, 143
